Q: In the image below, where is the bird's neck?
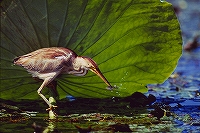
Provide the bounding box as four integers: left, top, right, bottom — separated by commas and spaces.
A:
69, 57, 88, 76
73, 57, 86, 70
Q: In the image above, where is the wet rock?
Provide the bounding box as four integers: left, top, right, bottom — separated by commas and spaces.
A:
108, 123, 132, 132
125, 92, 156, 108
150, 103, 171, 120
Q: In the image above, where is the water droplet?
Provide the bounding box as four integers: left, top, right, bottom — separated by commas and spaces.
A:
125, 72, 128, 76
106, 86, 113, 90
112, 97, 116, 102
160, 0, 165, 2
107, 85, 118, 90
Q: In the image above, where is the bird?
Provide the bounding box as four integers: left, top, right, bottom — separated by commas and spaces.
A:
13, 47, 113, 110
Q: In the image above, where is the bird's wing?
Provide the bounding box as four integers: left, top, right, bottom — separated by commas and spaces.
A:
14, 47, 76, 73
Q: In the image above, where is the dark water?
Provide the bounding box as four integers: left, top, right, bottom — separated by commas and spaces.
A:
147, 47, 200, 132
148, 0, 200, 132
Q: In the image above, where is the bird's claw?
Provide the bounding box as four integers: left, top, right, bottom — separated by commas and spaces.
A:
46, 105, 58, 111
46, 105, 58, 117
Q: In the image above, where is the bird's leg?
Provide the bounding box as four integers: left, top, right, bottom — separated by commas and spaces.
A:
37, 78, 57, 111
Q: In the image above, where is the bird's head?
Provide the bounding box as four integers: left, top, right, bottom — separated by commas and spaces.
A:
75, 56, 112, 87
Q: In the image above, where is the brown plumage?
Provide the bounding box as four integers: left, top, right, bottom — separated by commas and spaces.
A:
13, 47, 112, 110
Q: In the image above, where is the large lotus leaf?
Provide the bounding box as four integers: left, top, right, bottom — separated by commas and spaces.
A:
0, 0, 182, 100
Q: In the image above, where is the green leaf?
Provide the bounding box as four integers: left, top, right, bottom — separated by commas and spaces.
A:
0, 0, 182, 100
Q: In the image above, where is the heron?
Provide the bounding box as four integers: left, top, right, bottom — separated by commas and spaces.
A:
13, 47, 113, 110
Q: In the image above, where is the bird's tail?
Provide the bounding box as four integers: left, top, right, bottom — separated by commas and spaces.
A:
13, 56, 25, 66
13, 56, 21, 64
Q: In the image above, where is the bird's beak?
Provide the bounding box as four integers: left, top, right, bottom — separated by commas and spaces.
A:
90, 67, 112, 87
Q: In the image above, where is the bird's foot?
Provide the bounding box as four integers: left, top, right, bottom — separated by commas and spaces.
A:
46, 105, 58, 118
46, 105, 58, 111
